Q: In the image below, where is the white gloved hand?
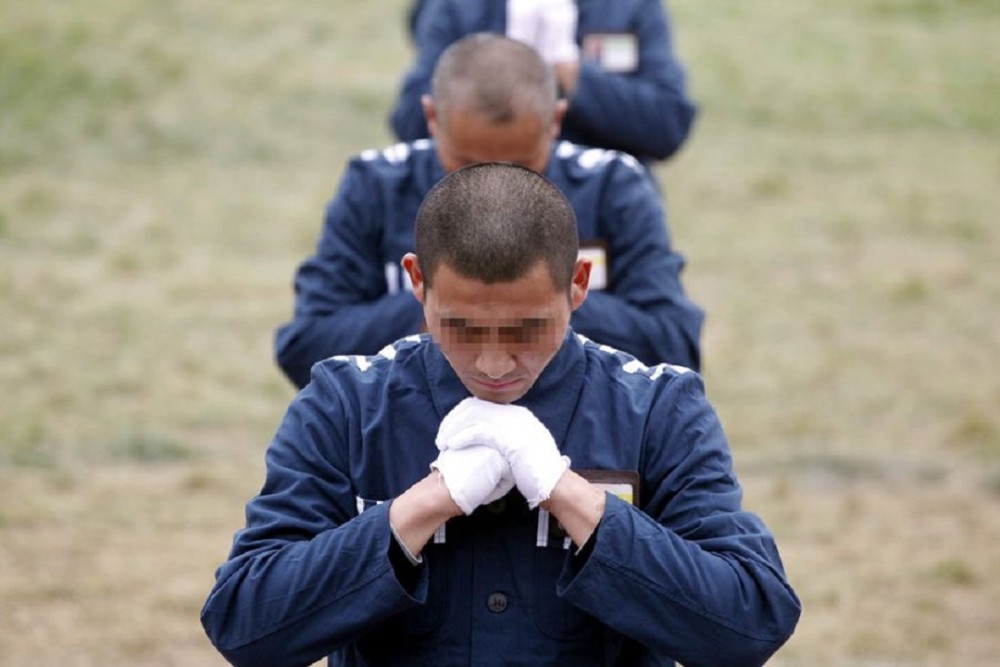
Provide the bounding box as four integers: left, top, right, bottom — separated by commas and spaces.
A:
430, 444, 514, 515
437, 397, 569, 508
506, 0, 544, 47
536, 0, 579, 65
507, 0, 579, 66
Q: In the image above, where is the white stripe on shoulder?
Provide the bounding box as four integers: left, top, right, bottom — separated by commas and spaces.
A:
554, 140, 643, 175
326, 354, 372, 372
329, 339, 424, 373
579, 334, 692, 379
622, 358, 647, 374
382, 142, 411, 164
577, 147, 616, 170
555, 140, 578, 158
360, 139, 431, 164
577, 333, 622, 358
619, 152, 642, 173
626, 361, 692, 378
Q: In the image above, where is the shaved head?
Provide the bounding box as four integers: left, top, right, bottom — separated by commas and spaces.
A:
431, 33, 558, 125
414, 162, 578, 293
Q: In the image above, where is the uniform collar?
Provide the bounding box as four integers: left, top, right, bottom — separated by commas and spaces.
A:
425, 144, 559, 187
423, 144, 448, 191
422, 330, 587, 448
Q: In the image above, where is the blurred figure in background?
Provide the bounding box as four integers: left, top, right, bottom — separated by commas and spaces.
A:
405, 0, 430, 41
274, 34, 703, 388
393, 0, 697, 166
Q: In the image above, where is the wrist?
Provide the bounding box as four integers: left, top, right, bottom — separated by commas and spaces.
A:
389, 471, 463, 556
553, 61, 580, 99
540, 470, 605, 548
428, 469, 465, 519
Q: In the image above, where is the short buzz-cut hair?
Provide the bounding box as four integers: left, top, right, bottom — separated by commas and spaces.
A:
414, 162, 579, 293
431, 33, 558, 124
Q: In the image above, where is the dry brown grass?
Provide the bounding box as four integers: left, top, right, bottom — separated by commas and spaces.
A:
2, 0, 999, 664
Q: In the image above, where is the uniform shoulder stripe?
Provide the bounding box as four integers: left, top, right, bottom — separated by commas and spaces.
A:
554, 141, 642, 175
578, 333, 691, 380
326, 336, 424, 373
358, 139, 433, 165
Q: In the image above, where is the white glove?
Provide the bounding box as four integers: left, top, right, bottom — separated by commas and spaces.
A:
537, 0, 579, 65
437, 397, 569, 508
430, 445, 514, 515
507, 0, 579, 66
506, 0, 543, 47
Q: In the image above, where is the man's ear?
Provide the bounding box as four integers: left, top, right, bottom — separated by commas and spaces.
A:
570, 257, 591, 310
402, 253, 426, 303
421, 95, 438, 138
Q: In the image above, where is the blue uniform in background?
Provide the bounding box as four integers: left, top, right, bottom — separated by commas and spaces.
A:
392, 0, 697, 164
203, 333, 801, 666
275, 139, 703, 388
406, 0, 430, 40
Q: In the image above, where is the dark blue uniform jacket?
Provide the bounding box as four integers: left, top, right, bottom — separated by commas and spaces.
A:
203, 332, 801, 666
275, 140, 704, 388
391, 0, 697, 163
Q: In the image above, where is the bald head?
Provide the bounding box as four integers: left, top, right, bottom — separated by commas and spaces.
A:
431, 33, 559, 125
414, 162, 579, 293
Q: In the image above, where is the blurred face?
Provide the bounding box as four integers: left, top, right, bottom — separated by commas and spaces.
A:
423, 96, 564, 174
403, 254, 590, 403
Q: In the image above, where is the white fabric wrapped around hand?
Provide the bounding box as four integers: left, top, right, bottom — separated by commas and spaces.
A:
437, 397, 569, 508
506, 0, 579, 66
431, 445, 515, 515
506, 0, 543, 47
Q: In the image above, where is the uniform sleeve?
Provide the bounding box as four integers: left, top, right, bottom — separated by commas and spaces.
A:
557, 372, 801, 666
565, 0, 697, 161
274, 161, 425, 389
569, 157, 703, 370
200, 371, 430, 667
389, 0, 457, 142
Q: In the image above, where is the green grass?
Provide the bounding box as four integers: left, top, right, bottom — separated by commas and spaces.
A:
2, 0, 999, 664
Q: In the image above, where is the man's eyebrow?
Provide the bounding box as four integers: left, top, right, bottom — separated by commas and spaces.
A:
500, 318, 548, 330
439, 317, 549, 329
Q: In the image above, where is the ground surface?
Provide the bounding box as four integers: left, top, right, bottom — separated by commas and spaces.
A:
2, 1, 999, 664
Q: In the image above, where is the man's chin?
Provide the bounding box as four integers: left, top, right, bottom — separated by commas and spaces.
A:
463, 377, 529, 404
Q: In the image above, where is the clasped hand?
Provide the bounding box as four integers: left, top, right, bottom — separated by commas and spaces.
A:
432, 397, 569, 513
506, 0, 579, 66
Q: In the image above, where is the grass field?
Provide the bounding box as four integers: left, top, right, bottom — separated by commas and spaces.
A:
2, 0, 999, 664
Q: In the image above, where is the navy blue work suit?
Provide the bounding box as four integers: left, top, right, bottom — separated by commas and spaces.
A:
203, 332, 800, 666
392, 0, 697, 164
275, 140, 703, 388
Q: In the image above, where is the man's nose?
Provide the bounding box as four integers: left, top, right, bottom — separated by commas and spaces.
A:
475, 349, 516, 379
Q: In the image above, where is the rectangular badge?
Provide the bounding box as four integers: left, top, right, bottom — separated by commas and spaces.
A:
578, 243, 608, 291
582, 33, 639, 73
536, 469, 640, 548
577, 469, 640, 506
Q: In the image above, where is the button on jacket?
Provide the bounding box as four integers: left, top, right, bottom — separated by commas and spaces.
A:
203, 333, 801, 666
275, 140, 704, 388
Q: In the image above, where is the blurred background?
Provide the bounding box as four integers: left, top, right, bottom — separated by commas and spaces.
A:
1, 0, 998, 664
